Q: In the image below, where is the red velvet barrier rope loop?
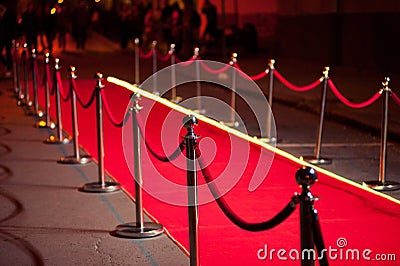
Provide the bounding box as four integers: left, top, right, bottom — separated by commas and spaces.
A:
194, 145, 297, 232
56, 71, 70, 102
274, 69, 322, 92
199, 60, 231, 74
71, 78, 97, 109
157, 51, 172, 62
135, 112, 186, 162
100, 90, 130, 128
139, 47, 154, 59
391, 91, 400, 107
233, 63, 269, 81
327, 79, 381, 108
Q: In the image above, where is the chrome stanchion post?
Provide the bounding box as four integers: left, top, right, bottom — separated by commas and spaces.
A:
170, 44, 182, 103
12, 40, 19, 97
183, 115, 200, 266
58, 66, 93, 164
22, 43, 32, 108
152, 40, 159, 95
303, 67, 332, 165
363, 77, 400, 191
114, 94, 164, 238
222, 53, 239, 127
261, 59, 277, 143
80, 72, 121, 193
36, 51, 55, 129
134, 38, 140, 85
194, 47, 205, 114
44, 58, 71, 144
15, 41, 23, 102
31, 49, 39, 116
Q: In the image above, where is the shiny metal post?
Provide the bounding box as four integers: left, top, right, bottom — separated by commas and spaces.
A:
222, 53, 239, 127
170, 44, 181, 103
14, 42, 23, 101
152, 40, 159, 95
31, 49, 39, 115
363, 77, 400, 191
134, 38, 140, 85
80, 72, 121, 193
114, 94, 164, 238
194, 47, 205, 114
12, 40, 19, 96
19, 43, 32, 108
58, 66, 92, 164
261, 59, 277, 143
44, 58, 71, 144
303, 67, 332, 165
184, 115, 200, 266
36, 52, 55, 129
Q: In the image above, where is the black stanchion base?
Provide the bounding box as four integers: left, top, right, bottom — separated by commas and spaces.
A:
362, 180, 400, 191
57, 155, 93, 165
302, 156, 332, 165
43, 135, 72, 145
80, 181, 121, 193
35, 120, 56, 129
113, 222, 164, 239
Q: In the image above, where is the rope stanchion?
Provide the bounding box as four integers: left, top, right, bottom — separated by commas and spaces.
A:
328, 79, 381, 108
221, 53, 239, 127
80, 72, 121, 193
35, 51, 55, 129
58, 66, 93, 165
31, 49, 40, 116
363, 77, 400, 191
151, 40, 159, 95
134, 38, 140, 85
274, 70, 322, 92
113, 94, 164, 238
302, 67, 332, 165
139, 46, 154, 59
182, 115, 200, 266
44, 58, 71, 145
18, 43, 33, 110
260, 59, 278, 143
11, 40, 19, 97
101, 90, 130, 127
169, 44, 182, 103
14, 41, 23, 102
193, 47, 205, 114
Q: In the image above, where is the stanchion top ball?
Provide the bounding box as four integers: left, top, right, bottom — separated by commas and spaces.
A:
295, 166, 318, 187
183, 115, 198, 129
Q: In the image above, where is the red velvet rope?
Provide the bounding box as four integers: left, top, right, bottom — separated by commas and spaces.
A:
274, 69, 321, 92
392, 91, 400, 107
157, 52, 171, 61
200, 60, 231, 74
100, 90, 127, 127
139, 47, 154, 59
176, 56, 196, 66
56, 71, 70, 102
71, 79, 96, 109
328, 79, 381, 108
234, 63, 268, 81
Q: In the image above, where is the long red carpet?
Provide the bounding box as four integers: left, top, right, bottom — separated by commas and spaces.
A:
32, 76, 400, 265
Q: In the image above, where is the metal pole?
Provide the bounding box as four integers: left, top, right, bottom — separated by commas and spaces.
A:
36, 52, 55, 129
22, 43, 32, 108
152, 40, 159, 95
134, 38, 140, 85
263, 59, 276, 143
81, 73, 121, 193
12, 40, 18, 97
58, 66, 92, 164
223, 53, 239, 127
31, 49, 39, 115
295, 166, 318, 266
114, 94, 163, 238
303, 67, 331, 165
183, 115, 200, 266
194, 47, 204, 113
44, 58, 70, 144
170, 44, 181, 103
363, 77, 400, 191
15, 42, 23, 102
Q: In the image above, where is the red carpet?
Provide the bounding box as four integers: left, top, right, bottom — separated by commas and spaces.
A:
33, 76, 400, 265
